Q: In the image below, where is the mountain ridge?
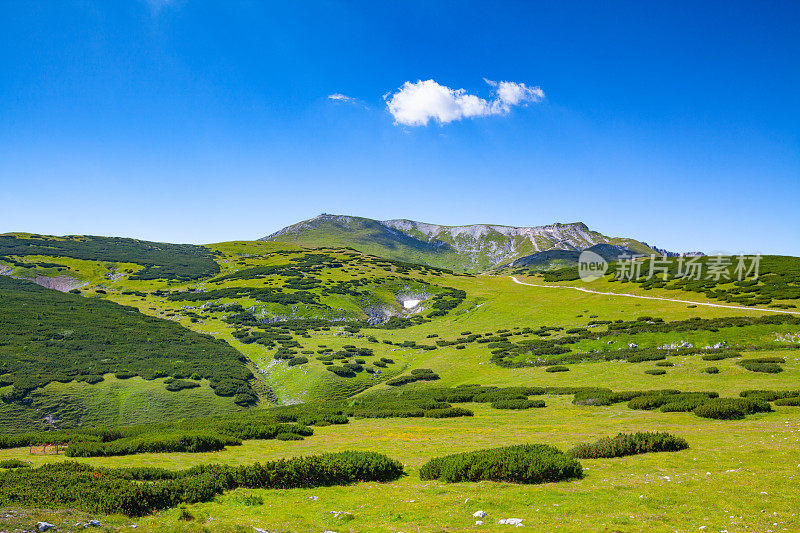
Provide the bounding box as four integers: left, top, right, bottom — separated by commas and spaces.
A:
262, 214, 662, 271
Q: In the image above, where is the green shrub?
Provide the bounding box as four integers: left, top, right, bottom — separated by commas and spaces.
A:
490, 399, 545, 410
628, 392, 714, 411
659, 395, 710, 412
65, 433, 240, 457
419, 444, 582, 484
645, 369, 667, 375
655, 361, 674, 367
545, 365, 569, 373
424, 407, 473, 418
739, 390, 799, 402
326, 366, 356, 378
275, 432, 304, 441
701, 351, 741, 361
287, 356, 308, 367
774, 397, 800, 406
0, 451, 403, 516
165, 379, 201, 392
568, 432, 689, 459
387, 369, 440, 386
627, 352, 667, 363
0, 459, 29, 469
738, 358, 785, 374
693, 398, 772, 420
704, 366, 720, 374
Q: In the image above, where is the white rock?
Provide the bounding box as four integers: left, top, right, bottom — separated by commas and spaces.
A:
499, 518, 523, 525
473, 511, 487, 518
88, 520, 101, 527
475, 521, 483, 525
309, 495, 319, 501
37, 523, 56, 532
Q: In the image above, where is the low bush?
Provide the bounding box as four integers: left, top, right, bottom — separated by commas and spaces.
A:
627, 352, 667, 363
275, 432, 304, 441
424, 407, 473, 418
0, 459, 29, 469
704, 366, 720, 374
545, 365, 569, 373
326, 366, 356, 378
738, 358, 785, 374
165, 379, 201, 392
693, 398, 772, 420
628, 392, 715, 411
386, 375, 419, 386
655, 361, 674, 367
739, 390, 799, 402
701, 351, 742, 361
0, 451, 404, 516
419, 444, 582, 484
645, 369, 667, 375
490, 398, 546, 410
659, 395, 710, 412
65, 433, 240, 457
387, 369, 440, 386
774, 397, 800, 406
568, 432, 689, 459
287, 356, 308, 367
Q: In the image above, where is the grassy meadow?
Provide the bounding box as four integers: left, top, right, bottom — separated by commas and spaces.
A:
1, 236, 799, 532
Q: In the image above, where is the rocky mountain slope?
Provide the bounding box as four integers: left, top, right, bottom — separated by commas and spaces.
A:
262, 214, 659, 271
509, 243, 640, 269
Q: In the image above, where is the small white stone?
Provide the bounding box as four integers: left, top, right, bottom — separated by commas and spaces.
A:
473, 510, 487, 518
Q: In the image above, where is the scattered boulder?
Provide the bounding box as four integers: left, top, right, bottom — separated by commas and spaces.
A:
473, 511, 487, 518
37, 523, 56, 532
499, 518, 524, 526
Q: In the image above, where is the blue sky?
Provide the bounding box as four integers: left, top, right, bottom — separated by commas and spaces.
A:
1, 1, 798, 254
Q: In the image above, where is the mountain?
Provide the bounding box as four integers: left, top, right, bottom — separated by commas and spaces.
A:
262, 214, 659, 271
510, 243, 640, 269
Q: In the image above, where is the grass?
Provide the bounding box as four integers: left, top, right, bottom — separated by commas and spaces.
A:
1, 397, 797, 531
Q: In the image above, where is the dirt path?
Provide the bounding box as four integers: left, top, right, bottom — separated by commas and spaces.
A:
509, 276, 800, 316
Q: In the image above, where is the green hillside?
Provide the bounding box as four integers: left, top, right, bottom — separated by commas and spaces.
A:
2, 233, 800, 531
0, 233, 219, 280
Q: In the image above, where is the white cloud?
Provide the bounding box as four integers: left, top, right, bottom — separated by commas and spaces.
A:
328, 93, 360, 105
385, 79, 544, 126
